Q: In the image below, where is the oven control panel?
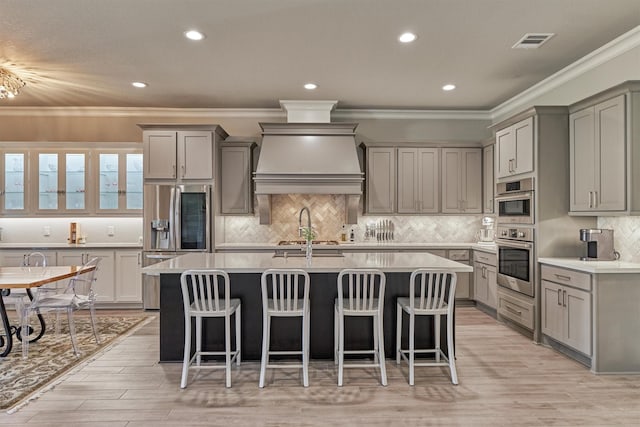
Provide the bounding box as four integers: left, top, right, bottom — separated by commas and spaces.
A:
497, 226, 534, 242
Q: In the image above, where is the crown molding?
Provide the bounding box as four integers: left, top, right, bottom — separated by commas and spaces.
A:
491, 25, 640, 121
333, 109, 491, 120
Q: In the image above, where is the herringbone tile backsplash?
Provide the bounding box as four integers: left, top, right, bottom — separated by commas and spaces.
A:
218, 194, 483, 244
598, 217, 640, 262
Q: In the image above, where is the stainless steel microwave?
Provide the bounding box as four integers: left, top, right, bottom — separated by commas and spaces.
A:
496, 178, 534, 225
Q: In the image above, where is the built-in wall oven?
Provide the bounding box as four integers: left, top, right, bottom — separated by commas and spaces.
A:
496, 226, 535, 297
496, 178, 534, 224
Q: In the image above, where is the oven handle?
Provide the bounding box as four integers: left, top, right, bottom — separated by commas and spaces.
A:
495, 191, 533, 202
496, 240, 533, 250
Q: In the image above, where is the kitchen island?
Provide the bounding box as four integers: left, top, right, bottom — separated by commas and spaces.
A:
143, 251, 473, 362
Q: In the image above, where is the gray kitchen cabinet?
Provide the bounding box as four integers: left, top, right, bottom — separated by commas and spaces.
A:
541, 265, 591, 356
57, 250, 115, 303
473, 251, 497, 309
140, 125, 228, 181
219, 141, 256, 214
569, 94, 626, 213
33, 151, 90, 214
95, 150, 143, 214
397, 148, 439, 213
366, 147, 396, 214
441, 148, 482, 213
483, 144, 494, 213
0, 250, 57, 268
1, 150, 29, 215
448, 249, 471, 299
495, 116, 533, 179
115, 250, 142, 303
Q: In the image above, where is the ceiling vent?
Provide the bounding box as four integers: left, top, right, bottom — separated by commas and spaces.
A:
512, 33, 555, 49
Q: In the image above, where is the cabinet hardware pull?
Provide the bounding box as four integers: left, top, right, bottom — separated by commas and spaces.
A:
505, 305, 522, 316
554, 274, 571, 281
593, 191, 598, 208
181, 165, 185, 178
588, 191, 592, 208
558, 289, 562, 306
563, 290, 567, 307
172, 164, 176, 178
137, 252, 141, 265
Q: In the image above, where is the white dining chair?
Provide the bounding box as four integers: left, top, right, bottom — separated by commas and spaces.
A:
259, 269, 310, 388
335, 269, 387, 386
180, 269, 241, 388
396, 269, 458, 385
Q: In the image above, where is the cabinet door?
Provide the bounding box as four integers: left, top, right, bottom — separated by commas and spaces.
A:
442, 149, 462, 212
143, 131, 177, 179
462, 149, 482, 213
35, 152, 88, 214
495, 126, 515, 179
485, 264, 497, 309
115, 250, 142, 302
513, 117, 533, 175
595, 95, 626, 211
473, 262, 488, 304
397, 148, 418, 213
541, 280, 565, 342
418, 148, 439, 213
366, 147, 396, 213
569, 107, 596, 211
87, 250, 115, 303
220, 145, 253, 214
565, 286, 591, 355
178, 131, 213, 180
1, 151, 28, 214
483, 145, 494, 213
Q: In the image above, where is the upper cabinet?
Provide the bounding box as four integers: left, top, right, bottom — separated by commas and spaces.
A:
569, 92, 628, 214
140, 125, 228, 182
34, 151, 89, 214
0, 150, 28, 215
495, 116, 534, 179
397, 148, 439, 213
483, 144, 495, 213
441, 148, 482, 213
95, 150, 143, 214
219, 141, 256, 214
366, 147, 396, 214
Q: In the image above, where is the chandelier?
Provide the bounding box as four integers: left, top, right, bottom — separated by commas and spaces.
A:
0, 67, 26, 99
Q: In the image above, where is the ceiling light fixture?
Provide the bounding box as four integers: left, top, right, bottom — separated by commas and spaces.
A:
442, 84, 456, 91
132, 82, 147, 88
0, 67, 26, 99
184, 30, 205, 41
398, 32, 417, 43
304, 83, 317, 90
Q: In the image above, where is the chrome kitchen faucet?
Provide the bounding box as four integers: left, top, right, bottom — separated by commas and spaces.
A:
298, 207, 311, 238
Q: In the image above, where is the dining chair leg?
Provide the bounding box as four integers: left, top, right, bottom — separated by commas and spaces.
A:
89, 304, 100, 344
259, 315, 270, 388
235, 306, 241, 366
447, 313, 459, 385
409, 312, 415, 386
21, 307, 30, 359
396, 302, 402, 364
180, 316, 191, 389
67, 308, 79, 356
377, 314, 387, 386
225, 314, 231, 388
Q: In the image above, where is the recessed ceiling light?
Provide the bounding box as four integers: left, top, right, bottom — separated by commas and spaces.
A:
132, 82, 147, 88
304, 83, 318, 90
398, 32, 417, 43
184, 30, 205, 41
442, 84, 456, 91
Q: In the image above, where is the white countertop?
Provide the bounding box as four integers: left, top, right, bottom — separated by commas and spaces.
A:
0, 243, 142, 249
539, 257, 640, 274
142, 251, 475, 275
216, 242, 497, 253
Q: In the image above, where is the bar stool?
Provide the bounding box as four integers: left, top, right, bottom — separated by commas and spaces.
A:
396, 269, 458, 385
259, 269, 311, 388
334, 269, 387, 386
180, 269, 241, 389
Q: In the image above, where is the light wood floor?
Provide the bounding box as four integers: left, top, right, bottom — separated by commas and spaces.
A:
2, 307, 639, 426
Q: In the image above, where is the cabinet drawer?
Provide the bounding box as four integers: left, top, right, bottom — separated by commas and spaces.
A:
541, 265, 591, 292
473, 251, 496, 266
498, 290, 534, 330
448, 249, 469, 261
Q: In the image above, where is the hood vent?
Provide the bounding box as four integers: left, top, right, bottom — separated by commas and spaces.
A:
254, 101, 363, 225
512, 33, 555, 49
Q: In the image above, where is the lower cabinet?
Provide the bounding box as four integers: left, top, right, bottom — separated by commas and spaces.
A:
447, 249, 471, 299
57, 250, 115, 302
541, 266, 592, 356
0, 250, 57, 268
115, 250, 142, 303
473, 251, 497, 309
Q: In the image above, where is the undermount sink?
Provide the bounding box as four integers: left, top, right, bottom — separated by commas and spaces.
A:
272, 252, 344, 258
277, 240, 340, 246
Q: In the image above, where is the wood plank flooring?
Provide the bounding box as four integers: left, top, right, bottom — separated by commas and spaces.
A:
2, 307, 639, 426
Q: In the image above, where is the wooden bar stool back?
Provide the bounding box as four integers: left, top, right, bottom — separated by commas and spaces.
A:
259, 269, 311, 388
395, 269, 458, 385
334, 268, 387, 386
180, 269, 241, 388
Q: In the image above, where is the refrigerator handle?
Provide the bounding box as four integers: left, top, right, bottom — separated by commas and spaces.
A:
173, 185, 180, 251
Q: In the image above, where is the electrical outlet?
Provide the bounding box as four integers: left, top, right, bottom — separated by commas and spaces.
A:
107, 226, 115, 236
43, 226, 51, 236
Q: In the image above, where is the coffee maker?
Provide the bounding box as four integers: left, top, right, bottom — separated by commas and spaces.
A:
579, 228, 619, 261
476, 216, 495, 245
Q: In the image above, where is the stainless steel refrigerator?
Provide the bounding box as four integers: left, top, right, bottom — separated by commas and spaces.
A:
142, 183, 212, 309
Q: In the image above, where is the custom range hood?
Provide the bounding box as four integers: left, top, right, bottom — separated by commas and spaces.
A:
254, 100, 363, 224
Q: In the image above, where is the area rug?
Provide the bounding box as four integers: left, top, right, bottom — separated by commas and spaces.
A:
0, 313, 153, 412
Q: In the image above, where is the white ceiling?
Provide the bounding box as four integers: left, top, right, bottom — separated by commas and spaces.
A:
1, 0, 639, 110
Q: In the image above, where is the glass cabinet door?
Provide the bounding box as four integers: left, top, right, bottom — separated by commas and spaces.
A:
126, 153, 143, 210
99, 153, 119, 210
37, 151, 88, 213
65, 153, 86, 210
38, 153, 59, 210
2, 152, 27, 213
96, 151, 143, 213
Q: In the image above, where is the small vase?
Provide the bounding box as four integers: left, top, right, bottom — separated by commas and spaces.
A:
305, 240, 313, 261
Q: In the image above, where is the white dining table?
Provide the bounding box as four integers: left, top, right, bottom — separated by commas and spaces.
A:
0, 265, 95, 357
